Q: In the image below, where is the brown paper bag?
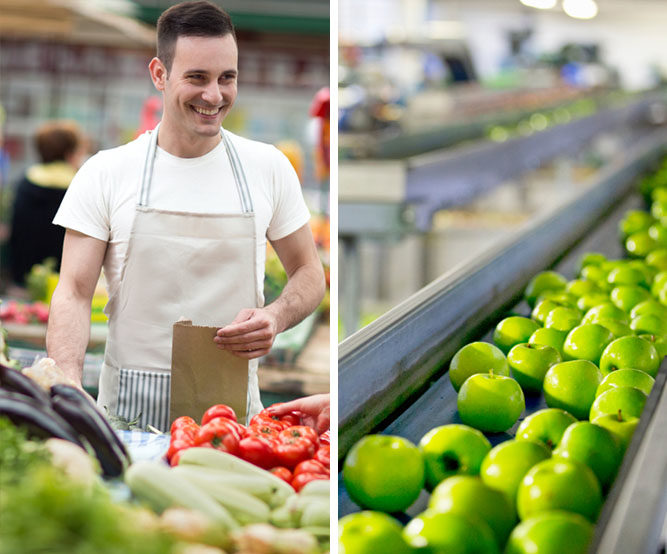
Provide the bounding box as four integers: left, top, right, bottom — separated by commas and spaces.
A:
170, 320, 248, 426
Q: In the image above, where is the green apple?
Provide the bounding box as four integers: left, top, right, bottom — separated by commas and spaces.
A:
646, 248, 667, 271
418, 424, 491, 491
577, 292, 611, 312
524, 271, 568, 308
599, 335, 661, 377
650, 270, 667, 296
448, 341, 510, 392
543, 360, 602, 420
653, 199, 667, 220
630, 299, 667, 320
577, 252, 607, 273
536, 290, 580, 309
566, 279, 603, 298
589, 386, 648, 421
515, 408, 577, 451
507, 343, 562, 394
528, 328, 567, 356
606, 266, 649, 289
649, 223, 667, 245
339, 511, 413, 554
610, 285, 651, 313
403, 510, 499, 554
516, 458, 602, 522
627, 259, 657, 285
505, 510, 594, 554
562, 323, 614, 364
457, 373, 525, 433
580, 264, 608, 286
625, 230, 658, 258
553, 421, 622, 492
592, 411, 640, 452
596, 368, 655, 397
594, 317, 634, 339
343, 434, 425, 513
544, 306, 582, 333
630, 313, 667, 335
480, 439, 551, 506
583, 302, 629, 325
493, 317, 541, 354
619, 209, 654, 239
429, 476, 516, 547
532, 299, 570, 325
638, 333, 667, 357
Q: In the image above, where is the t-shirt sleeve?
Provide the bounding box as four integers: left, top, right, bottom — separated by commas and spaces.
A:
266, 147, 312, 241
53, 154, 110, 242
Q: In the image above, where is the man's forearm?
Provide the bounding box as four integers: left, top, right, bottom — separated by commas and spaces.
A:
265, 263, 326, 334
46, 287, 93, 386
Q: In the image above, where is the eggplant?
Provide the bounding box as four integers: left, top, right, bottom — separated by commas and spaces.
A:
50, 394, 128, 478
50, 384, 130, 461
0, 362, 51, 405
0, 390, 85, 447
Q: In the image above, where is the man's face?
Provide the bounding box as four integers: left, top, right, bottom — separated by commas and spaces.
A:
160, 34, 238, 140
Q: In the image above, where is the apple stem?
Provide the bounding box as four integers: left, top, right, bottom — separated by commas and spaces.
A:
489, 369, 494, 378
617, 409, 623, 422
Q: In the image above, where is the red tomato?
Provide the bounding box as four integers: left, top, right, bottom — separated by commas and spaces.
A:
194, 419, 240, 454
291, 472, 329, 492
201, 404, 237, 425
166, 435, 194, 461
266, 403, 301, 426
270, 466, 293, 483
238, 436, 276, 469
246, 424, 280, 443
170, 416, 198, 434
319, 430, 330, 445
279, 425, 319, 447
314, 444, 330, 468
293, 459, 329, 477
205, 416, 246, 439
250, 412, 289, 432
275, 438, 316, 469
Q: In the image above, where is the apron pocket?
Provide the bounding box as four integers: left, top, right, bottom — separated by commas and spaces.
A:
117, 368, 171, 432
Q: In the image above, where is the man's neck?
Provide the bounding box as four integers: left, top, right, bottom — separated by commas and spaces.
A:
156, 120, 221, 158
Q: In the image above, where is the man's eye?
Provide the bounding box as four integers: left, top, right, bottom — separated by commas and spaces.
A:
189, 74, 205, 81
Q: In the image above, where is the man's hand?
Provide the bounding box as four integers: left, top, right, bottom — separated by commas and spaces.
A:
267, 393, 330, 434
214, 307, 279, 359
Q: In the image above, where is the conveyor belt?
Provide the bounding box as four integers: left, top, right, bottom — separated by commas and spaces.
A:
338, 135, 667, 552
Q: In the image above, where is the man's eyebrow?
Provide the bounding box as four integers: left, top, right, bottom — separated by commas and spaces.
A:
184, 68, 238, 76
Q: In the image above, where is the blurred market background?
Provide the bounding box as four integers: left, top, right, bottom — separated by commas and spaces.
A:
0, 0, 330, 405
338, 0, 667, 339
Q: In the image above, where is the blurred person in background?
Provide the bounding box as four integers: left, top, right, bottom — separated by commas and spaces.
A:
46, 0, 325, 431
8, 120, 87, 289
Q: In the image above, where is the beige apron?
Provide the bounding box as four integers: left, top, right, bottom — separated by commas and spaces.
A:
97, 125, 263, 431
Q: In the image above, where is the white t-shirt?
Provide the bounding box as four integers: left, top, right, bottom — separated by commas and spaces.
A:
54, 130, 311, 305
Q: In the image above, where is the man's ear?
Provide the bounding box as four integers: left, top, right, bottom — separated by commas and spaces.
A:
149, 57, 167, 91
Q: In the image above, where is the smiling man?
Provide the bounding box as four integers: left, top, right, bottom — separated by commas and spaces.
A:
46, 1, 326, 430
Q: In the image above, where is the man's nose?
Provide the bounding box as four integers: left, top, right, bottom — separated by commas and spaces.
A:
202, 81, 223, 105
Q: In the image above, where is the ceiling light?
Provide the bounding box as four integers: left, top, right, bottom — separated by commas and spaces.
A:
562, 0, 598, 19
519, 0, 557, 9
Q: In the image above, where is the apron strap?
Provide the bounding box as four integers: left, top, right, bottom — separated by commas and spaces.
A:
138, 123, 253, 213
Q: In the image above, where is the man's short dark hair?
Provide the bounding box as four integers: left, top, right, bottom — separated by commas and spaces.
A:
157, 1, 236, 73
35, 121, 83, 163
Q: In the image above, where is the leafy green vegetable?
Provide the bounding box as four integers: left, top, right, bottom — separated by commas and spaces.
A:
0, 417, 51, 488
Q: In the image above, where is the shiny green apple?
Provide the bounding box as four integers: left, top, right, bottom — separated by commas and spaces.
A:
589, 386, 647, 421
596, 368, 655, 397
339, 511, 413, 554
448, 341, 510, 392
594, 317, 634, 339
610, 285, 651, 313
429, 476, 516, 548
480, 439, 551, 507
582, 302, 629, 325
505, 510, 594, 554
553, 421, 622, 492
562, 323, 614, 364
403, 510, 499, 554
618, 209, 654, 239
544, 306, 582, 333
599, 335, 661, 377
528, 328, 567, 357
418, 424, 491, 491
630, 313, 667, 335
625, 230, 658, 258
543, 360, 602, 420
516, 458, 602, 522
566, 279, 603, 298
493, 316, 541, 354
592, 411, 640, 452
577, 292, 611, 312
524, 271, 568, 308
507, 343, 562, 394
606, 265, 649, 289
515, 408, 577, 451
457, 373, 525, 433
630, 299, 667, 320
638, 333, 667, 358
